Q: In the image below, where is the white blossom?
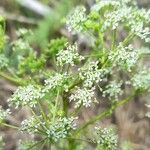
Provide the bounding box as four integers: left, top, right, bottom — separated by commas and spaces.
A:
130, 22, 150, 43
20, 116, 44, 134
66, 6, 86, 33
102, 81, 123, 100
102, 7, 132, 31
95, 127, 118, 150
56, 43, 84, 66
0, 106, 11, 123
69, 86, 96, 108
46, 117, 77, 142
44, 73, 69, 92
79, 61, 109, 88
92, 0, 120, 12
131, 70, 150, 91
109, 44, 139, 71
8, 85, 44, 108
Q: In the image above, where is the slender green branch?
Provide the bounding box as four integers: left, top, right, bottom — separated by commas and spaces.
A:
75, 92, 136, 134
1, 122, 18, 129
111, 29, 116, 51
0, 71, 25, 86
26, 138, 47, 150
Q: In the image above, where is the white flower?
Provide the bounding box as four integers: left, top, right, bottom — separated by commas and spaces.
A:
92, 0, 120, 12
102, 6, 132, 31
130, 22, 150, 43
94, 127, 118, 150
109, 44, 139, 71
79, 61, 109, 88
0, 106, 11, 123
44, 73, 69, 92
56, 43, 84, 66
20, 116, 44, 134
69, 86, 96, 108
8, 85, 44, 108
102, 81, 123, 100
131, 70, 150, 91
46, 117, 77, 142
66, 6, 86, 33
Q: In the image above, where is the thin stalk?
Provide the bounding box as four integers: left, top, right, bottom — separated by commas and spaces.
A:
38, 102, 48, 124
111, 29, 116, 51
0, 71, 25, 86
1, 122, 18, 129
26, 138, 47, 150
52, 90, 60, 121
75, 92, 136, 134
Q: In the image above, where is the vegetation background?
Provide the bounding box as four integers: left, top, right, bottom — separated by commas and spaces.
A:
0, 0, 150, 150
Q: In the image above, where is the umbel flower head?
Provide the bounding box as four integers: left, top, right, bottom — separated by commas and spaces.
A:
20, 115, 44, 134
69, 86, 97, 108
66, 6, 86, 33
94, 127, 118, 150
131, 69, 150, 92
46, 117, 77, 142
8, 85, 44, 108
102, 81, 123, 100
109, 44, 139, 71
79, 61, 109, 88
0, 106, 11, 123
91, 0, 120, 12
44, 73, 69, 92
56, 43, 84, 67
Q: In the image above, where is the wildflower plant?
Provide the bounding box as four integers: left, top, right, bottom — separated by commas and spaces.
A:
0, 0, 150, 149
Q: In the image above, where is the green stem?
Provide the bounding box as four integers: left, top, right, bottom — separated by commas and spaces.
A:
52, 90, 60, 121
0, 71, 24, 85
111, 29, 116, 50
75, 92, 136, 134
1, 122, 18, 129
122, 33, 135, 46
27, 138, 47, 150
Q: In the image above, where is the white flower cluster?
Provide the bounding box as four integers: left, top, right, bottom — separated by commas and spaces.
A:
69, 87, 96, 108
131, 70, 150, 92
0, 54, 9, 69
134, 9, 150, 24
12, 39, 33, 52
95, 127, 118, 150
79, 61, 109, 88
130, 22, 150, 43
8, 85, 44, 108
44, 73, 69, 92
20, 115, 44, 134
46, 117, 77, 142
56, 43, 84, 66
0, 106, 11, 123
102, 81, 123, 100
66, 6, 86, 33
102, 6, 131, 31
109, 44, 139, 71
92, 0, 120, 12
